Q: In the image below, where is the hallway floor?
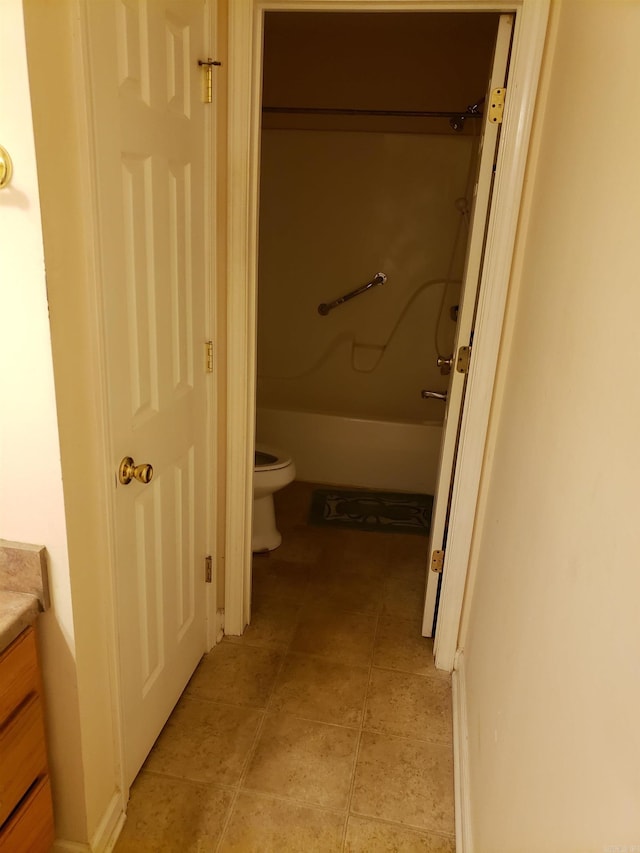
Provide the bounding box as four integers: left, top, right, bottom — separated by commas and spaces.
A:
115, 481, 455, 852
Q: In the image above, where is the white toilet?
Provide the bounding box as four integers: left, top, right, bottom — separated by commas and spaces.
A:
252, 444, 296, 552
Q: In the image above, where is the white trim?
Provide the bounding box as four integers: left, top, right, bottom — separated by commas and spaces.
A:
205, 0, 221, 652
90, 791, 126, 853
452, 652, 473, 853
214, 607, 225, 643
433, 0, 550, 670
224, 0, 262, 634
73, 0, 127, 794
225, 0, 550, 647
52, 791, 125, 853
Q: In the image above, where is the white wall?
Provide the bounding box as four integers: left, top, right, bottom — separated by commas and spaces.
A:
460, 2, 640, 849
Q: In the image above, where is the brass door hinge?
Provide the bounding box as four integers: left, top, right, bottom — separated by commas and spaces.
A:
205, 340, 214, 373
198, 58, 222, 104
205, 555, 213, 583
431, 549, 445, 573
456, 346, 471, 374
488, 88, 506, 124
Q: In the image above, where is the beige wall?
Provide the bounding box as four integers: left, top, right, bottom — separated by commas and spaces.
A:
0, 0, 95, 844
257, 128, 473, 423
461, 1, 640, 849
22, 0, 123, 845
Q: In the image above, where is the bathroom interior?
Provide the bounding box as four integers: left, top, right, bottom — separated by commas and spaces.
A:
253, 11, 501, 626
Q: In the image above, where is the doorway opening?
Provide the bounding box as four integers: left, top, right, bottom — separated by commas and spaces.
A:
252, 10, 502, 641
224, 0, 547, 669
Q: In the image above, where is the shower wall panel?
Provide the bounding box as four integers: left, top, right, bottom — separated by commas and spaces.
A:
257, 128, 474, 424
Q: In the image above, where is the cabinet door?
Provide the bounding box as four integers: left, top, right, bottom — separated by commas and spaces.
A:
0, 777, 54, 853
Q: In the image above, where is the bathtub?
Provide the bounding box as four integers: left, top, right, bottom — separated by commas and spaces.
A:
256, 407, 443, 494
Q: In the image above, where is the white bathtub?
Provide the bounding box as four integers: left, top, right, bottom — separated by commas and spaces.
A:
256, 407, 443, 494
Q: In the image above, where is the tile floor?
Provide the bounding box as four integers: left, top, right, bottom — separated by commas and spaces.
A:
115, 481, 455, 852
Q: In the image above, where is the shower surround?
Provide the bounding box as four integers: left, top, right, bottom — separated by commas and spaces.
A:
257, 128, 476, 491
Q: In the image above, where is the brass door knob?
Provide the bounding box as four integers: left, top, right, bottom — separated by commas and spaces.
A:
0, 145, 13, 189
119, 456, 154, 485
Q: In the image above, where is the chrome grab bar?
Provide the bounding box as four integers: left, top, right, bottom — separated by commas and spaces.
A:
318, 272, 387, 316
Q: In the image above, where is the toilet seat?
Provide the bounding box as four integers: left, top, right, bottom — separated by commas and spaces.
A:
254, 444, 292, 472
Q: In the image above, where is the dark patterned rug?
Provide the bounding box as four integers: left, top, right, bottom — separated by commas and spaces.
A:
309, 488, 433, 535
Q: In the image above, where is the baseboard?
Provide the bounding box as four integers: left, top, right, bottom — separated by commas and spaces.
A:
53, 790, 125, 853
452, 650, 473, 853
215, 608, 225, 644
91, 790, 126, 852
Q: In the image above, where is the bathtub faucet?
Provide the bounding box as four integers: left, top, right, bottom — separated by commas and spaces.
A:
421, 389, 447, 402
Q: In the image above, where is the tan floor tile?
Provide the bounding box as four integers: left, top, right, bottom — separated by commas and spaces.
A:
272, 527, 324, 564
374, 616, 450, 679
291, 605, 378, 666
144, 696, 261, 784
364, 668, 453, 743
252, 557, 310, 602
274, 481, 317, 530
243, 713, 358, 809
219, 792, 345, 852
270, 653, 369, 726
382, 576, 425, 621
387, 534, 431, 577
114, 772, 232, 852
306, 569, 385, 615
352, 731, 455, 834
224, 595, 301, 651
320, 529, 392, 578
186, 643, 282, 708
345, 815, 455, 852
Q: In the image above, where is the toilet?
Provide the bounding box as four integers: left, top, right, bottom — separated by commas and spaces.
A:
252, 443, 296, 552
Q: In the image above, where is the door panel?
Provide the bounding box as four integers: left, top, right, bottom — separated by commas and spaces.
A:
422, 14, 513, 637
86, 0, 208, 785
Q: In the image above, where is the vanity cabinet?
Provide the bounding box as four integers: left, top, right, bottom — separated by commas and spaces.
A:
0, 626, 54, 852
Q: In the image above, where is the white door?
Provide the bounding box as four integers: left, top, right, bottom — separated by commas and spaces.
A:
422, 14, 513, 637
85, 0, 210, 784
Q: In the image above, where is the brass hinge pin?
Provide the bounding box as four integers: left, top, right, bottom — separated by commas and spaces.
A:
198, 58, 222, 104
205, 340, 214, 373
205, 555, 213, 583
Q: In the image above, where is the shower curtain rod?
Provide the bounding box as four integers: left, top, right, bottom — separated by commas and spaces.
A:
262, 106, 483, 120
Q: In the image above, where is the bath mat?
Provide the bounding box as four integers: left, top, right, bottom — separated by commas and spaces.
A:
309, 488, 433, 535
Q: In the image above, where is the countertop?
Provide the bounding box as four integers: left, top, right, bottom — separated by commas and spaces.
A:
0, 590, 40, 655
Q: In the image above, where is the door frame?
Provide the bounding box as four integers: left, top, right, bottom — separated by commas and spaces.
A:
225, 0, 549, 670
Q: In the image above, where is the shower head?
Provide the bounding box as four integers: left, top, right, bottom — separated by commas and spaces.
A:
466, 97, 485, 115
449, 96, 485, 133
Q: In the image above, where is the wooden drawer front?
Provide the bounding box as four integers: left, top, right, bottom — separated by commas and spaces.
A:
0, 776, 54, 853
0, 695, 47, 826
0, 628, 39, 724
